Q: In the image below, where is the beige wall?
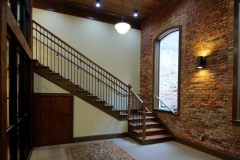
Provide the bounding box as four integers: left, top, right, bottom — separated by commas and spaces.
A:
34, 73, 127, 137
33, 8, 140, 93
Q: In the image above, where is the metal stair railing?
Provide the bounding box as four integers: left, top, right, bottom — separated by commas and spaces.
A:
32, 20, 129, 114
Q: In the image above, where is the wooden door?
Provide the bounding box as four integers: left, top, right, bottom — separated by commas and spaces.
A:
34, 94, 73, 146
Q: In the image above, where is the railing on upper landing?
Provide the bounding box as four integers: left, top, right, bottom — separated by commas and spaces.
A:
32, 20, 129, 114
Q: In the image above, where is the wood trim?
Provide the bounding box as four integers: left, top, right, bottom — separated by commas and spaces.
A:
0, 0, 7, 159
174, 137, 240, 160
73, 133, 128, 143
33, 93, 74, 144
6, 7, 32, 59
141, 0, 172, 22
33, 0, 141, 30
29, 60, 34, 149
233, 0, 240, 120
29, 0, 33, 50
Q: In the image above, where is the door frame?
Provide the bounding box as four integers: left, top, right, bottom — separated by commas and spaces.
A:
33, 93, 74, 146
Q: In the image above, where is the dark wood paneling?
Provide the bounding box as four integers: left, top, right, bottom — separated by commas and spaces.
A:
0, 0, 7, 159
174, 137, 240, 160
29, 60, 34, 149
33, 0, 141, 30
6, 7, 32, 59
74, 133, 128, 143
34, 93, 73, 146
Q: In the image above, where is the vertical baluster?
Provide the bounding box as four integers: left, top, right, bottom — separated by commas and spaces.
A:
39, 28, 41, 62
74, 51, 75, 84
94, 65, 96, 96
61, 42, 62, 77
98, 67, 100, 97
80, 57, 82, 88
85, 59, 87, 90
47, 32, 48, 67
57, 39, 59, 73
66, 46, 68, 80
87, 61, 89, 92
102, 71, 104, 101
77, 54, 79, 86
43, 30, 45, 66
128, 85, 131, 118
35, 24, 37, 60
120, 82, 121, 112
106, 73, 108, 104
114, 78, 116, 110
54, 37, 55, 72
91, 63, 93, 94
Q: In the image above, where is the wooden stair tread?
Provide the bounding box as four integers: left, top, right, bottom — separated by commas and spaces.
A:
138, 134, 173, 140
133, 128, 167, 133
129, 121, 160, 126
128, 115, 156, 120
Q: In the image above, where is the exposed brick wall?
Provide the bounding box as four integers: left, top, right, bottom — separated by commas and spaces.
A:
140, 0, 240, 157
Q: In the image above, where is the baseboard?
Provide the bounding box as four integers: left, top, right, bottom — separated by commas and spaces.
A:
174, 137, 240, 160
73, 133, 129, 143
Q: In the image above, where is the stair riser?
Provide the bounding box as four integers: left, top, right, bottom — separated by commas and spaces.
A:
128, 118, 157, 123
141, 137, 173, 145
128, 124, 160, 130
129, 130, 168, 137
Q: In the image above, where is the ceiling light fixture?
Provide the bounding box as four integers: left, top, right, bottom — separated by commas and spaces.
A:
133, 10, 138, 17
115, 0, 131, 34
96, 0, 100, 7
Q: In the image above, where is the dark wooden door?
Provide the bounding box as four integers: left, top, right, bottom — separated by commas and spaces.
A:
34, 94, 73, 146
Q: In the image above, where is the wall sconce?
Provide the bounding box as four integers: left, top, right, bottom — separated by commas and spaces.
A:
196, 56, 205, 69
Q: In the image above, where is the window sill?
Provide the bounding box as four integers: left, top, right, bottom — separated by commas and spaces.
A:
231, 120, 240, 126
153, 108, 180, 115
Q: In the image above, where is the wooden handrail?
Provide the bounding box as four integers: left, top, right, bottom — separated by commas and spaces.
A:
153, 94, 180, 115
138, 107, 152, 114
32, 20, 128, 88
131, 88, 143, 103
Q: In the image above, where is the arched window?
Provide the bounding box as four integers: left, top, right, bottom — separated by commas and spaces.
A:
153, 27, 181, 112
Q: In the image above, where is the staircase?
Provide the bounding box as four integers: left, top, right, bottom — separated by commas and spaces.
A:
33, 60, 128, 120
128, 113, 173, 145
32, 20, 174, 145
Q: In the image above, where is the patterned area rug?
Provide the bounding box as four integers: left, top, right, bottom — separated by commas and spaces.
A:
65, 141, 135, 160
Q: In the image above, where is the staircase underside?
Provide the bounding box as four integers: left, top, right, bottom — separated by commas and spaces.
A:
33, 60, 128, 121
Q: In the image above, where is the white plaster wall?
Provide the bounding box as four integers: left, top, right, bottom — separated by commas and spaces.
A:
32, 8, 140, 93
34, 73, 127, 137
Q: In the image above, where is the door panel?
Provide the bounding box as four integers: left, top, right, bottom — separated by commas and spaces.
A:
34, 94, 72, 146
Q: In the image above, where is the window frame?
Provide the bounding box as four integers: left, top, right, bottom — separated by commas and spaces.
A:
153, 26, 182, 113
233, 0, 240, 121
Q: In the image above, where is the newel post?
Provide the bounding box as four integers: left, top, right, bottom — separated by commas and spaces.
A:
142, 107, 146, 140
127, 84, 132, 118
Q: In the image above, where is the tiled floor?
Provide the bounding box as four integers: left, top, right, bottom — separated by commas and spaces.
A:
30, 137, 221, 160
